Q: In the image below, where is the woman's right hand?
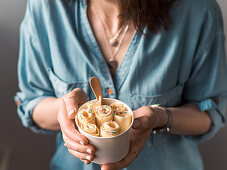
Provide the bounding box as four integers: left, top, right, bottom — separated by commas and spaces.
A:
57, 88, 96, 164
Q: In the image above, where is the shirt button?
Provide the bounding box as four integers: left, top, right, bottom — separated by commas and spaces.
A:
212, 98, 218, 104
107, 88, 114, 95
15, 100, 20, 106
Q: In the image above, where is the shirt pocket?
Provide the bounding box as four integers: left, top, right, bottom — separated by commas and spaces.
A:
130, 84, 184, 110
48, 68, 90, 99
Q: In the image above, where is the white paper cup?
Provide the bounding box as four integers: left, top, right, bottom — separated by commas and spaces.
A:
75, 98, 134, 164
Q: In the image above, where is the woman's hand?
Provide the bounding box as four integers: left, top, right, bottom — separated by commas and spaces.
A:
57, 88, 96, 164
101, 106, 168, 170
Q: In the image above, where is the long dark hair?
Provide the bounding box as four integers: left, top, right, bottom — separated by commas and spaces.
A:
118, 0, 177, 33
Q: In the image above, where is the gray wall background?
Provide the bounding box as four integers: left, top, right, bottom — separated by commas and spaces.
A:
0, 0, 226, 170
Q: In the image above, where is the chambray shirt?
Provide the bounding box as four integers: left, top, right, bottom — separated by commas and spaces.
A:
15, 0, 227, 169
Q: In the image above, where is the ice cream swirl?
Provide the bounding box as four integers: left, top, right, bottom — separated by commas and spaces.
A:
100, 121, 121, 137
110, 103, 131, 133
81, 123, 100, 137
95, 105, 114, 127
110, 103, 127, 113
86, 99, 101, 112
114, 110, 132, 133
77, 109, 96, 126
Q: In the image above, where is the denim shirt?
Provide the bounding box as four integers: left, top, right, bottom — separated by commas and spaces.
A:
15, 0, 227, 169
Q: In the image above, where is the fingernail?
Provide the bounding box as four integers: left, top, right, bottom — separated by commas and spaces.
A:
80, 141, 84, 145
133, 119, 140, 129
87, 148, 92, 154
86, 156, 91, 161
85, 161, 90, 165
68, 108, 75, 116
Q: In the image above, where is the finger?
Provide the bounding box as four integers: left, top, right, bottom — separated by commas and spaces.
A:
132, 109, 153, 130
116, 150, 136, 169
63, 91, 80, 119
63, 88, 88, 119
58, 100, 88, 145
68, 149, 95, 161
132, 116, 152, 130
101, 164, 118, 170
101, 150, 136, 170
63, 95, 78, 119
63, 134, 95, 155
81, 159, 91, 165
71, 88, 88, 106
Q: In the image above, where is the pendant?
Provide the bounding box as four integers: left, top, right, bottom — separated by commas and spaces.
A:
109, 38, 118, 47
107, 59, 118, 77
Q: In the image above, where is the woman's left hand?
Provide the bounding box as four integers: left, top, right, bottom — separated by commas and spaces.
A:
101, 106, 167, 170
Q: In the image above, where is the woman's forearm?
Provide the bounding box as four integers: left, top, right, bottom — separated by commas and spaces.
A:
32, 97, 61, 131
156, 104, 212, 135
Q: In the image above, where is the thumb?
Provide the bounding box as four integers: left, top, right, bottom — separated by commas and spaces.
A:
63, 96, 78, 119
132, 116, 152, 130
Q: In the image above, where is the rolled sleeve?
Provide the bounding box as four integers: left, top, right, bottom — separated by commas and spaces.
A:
188, 96, 227, 143
15, 94, 57, 134
15, 1, 58, 134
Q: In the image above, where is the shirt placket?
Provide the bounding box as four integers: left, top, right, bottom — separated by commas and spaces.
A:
79, 1, 141, 99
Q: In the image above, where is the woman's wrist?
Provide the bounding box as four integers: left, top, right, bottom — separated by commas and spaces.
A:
150, 105, 169, 129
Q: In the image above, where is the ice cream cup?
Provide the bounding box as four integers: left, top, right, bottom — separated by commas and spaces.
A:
75, 98, 134, 164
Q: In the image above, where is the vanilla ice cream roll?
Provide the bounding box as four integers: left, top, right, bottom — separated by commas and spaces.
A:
81, 123, 100, 137
86, 99, 101, 113
110, 103, 127, 113
114, 110, 132, 133
77, 109, 95, 127
95, 105, 114, 127
100, 121, 121, 137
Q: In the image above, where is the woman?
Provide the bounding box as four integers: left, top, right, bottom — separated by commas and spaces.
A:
15, 0, 227, 169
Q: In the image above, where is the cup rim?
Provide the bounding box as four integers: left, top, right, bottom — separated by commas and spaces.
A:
75, 98, 134, 139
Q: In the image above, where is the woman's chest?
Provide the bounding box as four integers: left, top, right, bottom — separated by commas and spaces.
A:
48, 33, 191, 110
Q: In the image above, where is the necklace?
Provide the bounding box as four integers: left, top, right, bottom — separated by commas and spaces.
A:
109, 26, 124, 47
92, 2, 126, 47
107, 24, 129, 72
92, 3, 130, 76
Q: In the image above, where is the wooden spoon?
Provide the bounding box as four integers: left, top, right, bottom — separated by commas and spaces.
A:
89, 77, 103, 105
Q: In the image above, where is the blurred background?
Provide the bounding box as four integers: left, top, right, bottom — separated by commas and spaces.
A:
0, 0, 226, 170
